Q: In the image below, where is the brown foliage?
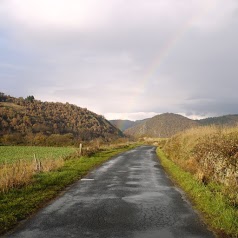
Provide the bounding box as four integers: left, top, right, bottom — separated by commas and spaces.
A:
0, 93, 123, 145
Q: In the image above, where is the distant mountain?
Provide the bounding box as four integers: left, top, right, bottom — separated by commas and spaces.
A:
110, 119, 147, 131
0, 93, 122, 145
124, 113, 199, 138
124, 113, 238, 138
197, 114, 238, 127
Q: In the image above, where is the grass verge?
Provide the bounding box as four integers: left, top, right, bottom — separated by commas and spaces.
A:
0, 144, 137, 235
156, 148, 238, 238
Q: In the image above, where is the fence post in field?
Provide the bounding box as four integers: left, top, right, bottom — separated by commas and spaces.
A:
39, 160, 42, 171
34, 153, 37, 171
34, 153, 41, 172
79, 143, 82, 157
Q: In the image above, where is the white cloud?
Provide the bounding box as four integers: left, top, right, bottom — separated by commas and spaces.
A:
105, 112, 159, 121
2, 0, 236, 32
0, 0, 114, 30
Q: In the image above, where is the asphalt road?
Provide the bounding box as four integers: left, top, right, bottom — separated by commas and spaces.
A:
5, 146, 215, 238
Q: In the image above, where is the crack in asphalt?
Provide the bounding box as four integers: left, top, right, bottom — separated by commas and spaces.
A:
4, 146, 215, 238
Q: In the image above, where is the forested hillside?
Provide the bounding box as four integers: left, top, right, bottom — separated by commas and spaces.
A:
198, 114, 238, 126
124, 113, 199, 138
0, 93, 122, 145
123, 113, 238, 138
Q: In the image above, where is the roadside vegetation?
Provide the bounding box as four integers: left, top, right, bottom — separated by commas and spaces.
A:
157, 126, 238, 237
0, 142, 138, 235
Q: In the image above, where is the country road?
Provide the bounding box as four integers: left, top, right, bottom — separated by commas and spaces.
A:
4, 146, 215, 238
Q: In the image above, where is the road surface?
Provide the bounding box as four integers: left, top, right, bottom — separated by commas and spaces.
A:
4, 146, 215, 238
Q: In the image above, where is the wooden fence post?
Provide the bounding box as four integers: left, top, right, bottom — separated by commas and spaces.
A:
34, 153, 38, 171
79, 143, 82, 156
34, 153, 41, 172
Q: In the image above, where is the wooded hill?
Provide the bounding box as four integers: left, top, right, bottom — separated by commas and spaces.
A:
124, 113, 198, 138
198, 114, 238, 127
0, 93, 122, 146
122, 113, 238, 138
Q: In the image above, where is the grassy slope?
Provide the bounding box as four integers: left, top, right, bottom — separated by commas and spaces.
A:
157, 148, 238, 238
0, 145, 137, 235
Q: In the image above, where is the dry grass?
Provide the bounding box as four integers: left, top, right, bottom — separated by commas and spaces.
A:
138, 137, 168, 147
0, 158, 64, 193
0, 146, 75, 193
163, 125, 238, 206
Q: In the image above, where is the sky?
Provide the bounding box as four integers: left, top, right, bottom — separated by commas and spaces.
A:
0, 0, 238, 121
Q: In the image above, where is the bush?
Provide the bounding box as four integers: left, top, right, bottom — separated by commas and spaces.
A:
1, 134, 24, 145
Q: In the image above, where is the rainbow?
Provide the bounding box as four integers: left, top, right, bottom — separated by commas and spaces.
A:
127, 2, 213, 114
116, 120, 128, 131
114, 3, 214, 126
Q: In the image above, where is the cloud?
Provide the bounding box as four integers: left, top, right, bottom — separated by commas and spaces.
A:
1, 0, 238, 120
105, 112, 159, 121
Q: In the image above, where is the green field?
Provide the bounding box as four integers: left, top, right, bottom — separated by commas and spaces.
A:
0, 146, 76, 164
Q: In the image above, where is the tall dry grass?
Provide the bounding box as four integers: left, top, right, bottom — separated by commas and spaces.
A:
0, 158, 64, 193
163, 125, 238, 206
